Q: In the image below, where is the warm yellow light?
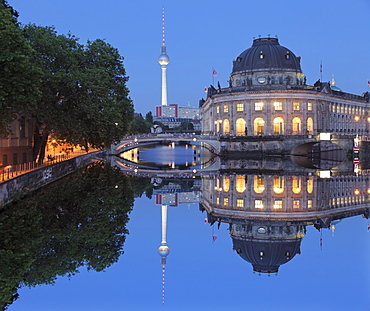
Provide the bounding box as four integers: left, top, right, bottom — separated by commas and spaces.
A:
367, 117, 370, 122
354, 116, 360, 122
367, 188, 370, 195
354, 189, 360, 195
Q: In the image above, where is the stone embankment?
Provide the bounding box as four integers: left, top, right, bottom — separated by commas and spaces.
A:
0, 150, 107, 207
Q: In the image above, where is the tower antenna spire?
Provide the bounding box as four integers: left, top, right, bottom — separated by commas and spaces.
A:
158, 6, 170, 106
162, 6, 165, 46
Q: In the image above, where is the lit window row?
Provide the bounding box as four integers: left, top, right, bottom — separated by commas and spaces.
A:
254, 199, 313, 209
330, 104, 366, 115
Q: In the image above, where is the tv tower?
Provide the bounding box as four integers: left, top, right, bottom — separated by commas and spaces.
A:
158, 204, 170, 305
158, 6, 170, 106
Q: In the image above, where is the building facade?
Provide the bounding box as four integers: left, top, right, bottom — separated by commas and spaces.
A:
0, 116, 33, 167
201, 37, 370, 139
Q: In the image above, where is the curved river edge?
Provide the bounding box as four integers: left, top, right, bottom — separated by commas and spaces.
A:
0, 150, 109, 207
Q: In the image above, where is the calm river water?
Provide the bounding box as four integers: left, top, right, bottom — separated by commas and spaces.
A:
3, 143, 370, 311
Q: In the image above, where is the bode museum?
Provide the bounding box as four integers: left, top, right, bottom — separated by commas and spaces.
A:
200, 36, 370, 156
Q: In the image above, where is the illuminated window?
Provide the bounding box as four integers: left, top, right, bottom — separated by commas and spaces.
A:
237, 103, 244, 112
292, 176, 301, 194
292, 117, 301, 135
341, 106, 344, 113
237, 199, 244, 207
236, 175, 246, 193
273, 200, 283, 209
273, 117, 284, 135
273, 176, 284, 194
254, 118, 265, 135
216, 106, 220, 114
223, 176, 230, 192
255, 200, 264, 209
255, 102, 264, 111
307, 200, 312, 208
307, 117, 313, 135
308, 102, 312, 111
293, 200, 300, 208
223, 198, 229, 206
223, 119, 230, 134
254, 175, 265, 193
259, 51, 264, 59
293, 102, 300, 111
307, 176, 313, 193
345, 106, 348, 114
224, 105, 229, 113
337, 105, 340, 113
216, 197, 220, 205
236, 118, 246, 136
274, 102, 282, 111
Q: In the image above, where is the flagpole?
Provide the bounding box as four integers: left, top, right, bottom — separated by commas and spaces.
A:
320, 61, 323, 82
212, 67, 215, 86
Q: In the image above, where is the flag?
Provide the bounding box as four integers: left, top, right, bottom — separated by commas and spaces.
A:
212, 234, 217, 242
204, 218, 208, 224
204, 86, 208, 92
320, 62, 322, 74
212, 68, 217, 77
368, 79, 370, 87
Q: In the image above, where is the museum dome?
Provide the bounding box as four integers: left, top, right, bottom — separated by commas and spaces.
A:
232, 37, 302, 74
232, 237, 302, 274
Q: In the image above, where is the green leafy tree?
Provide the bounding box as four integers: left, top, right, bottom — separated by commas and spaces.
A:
0, 162, 134, 308
0, 1, 40, 134
145, 111, 153, 124
23, 25, 133, 162
130, 113, 151, 134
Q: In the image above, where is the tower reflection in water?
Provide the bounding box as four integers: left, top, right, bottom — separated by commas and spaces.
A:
199, 172, 370, 274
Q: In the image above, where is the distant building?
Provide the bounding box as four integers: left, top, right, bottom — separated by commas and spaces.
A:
154, 104, 201, 130
0, 116, 33, 167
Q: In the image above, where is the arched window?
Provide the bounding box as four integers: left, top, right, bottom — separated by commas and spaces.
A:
307, 176, 313, 194
236, 175, 246, 193
254, 118, 265, 135
273, 176, 284, 194
254, 175, 265, 193
307, 117, 313, 135
292, 117, 301, 135
223, 176, 230, 192
236, 118, 246, 136
273, 117, 284, 135
292, 176, 301, 194
223, 119, 230, 135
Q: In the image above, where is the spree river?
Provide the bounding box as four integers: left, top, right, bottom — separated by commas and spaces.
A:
3, 143, 370, 311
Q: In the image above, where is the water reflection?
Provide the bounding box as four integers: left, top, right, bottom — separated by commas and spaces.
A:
0, 162, 138, 309
2, 145, 369, 309
116, 144, 370, 275
200, 173, 370, 274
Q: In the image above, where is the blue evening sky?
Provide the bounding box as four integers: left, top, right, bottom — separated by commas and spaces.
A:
12, 0, 370, 115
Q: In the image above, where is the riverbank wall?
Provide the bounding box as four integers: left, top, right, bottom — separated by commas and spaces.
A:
0, 150, 108, 207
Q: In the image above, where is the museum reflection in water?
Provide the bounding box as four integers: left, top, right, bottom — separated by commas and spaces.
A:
119, 145, 370, 275
199, 172, 370, 274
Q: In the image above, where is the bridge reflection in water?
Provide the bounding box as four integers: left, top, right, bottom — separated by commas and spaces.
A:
114, 144, 369, 274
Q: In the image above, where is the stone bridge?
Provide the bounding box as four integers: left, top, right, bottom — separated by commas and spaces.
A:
111, 133, 221, 155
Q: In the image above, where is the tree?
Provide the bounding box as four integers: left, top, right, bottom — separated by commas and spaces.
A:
0, 1, 40, 134
0, 162, 135, 308
145, 111, 153, 124
130, 113, 151, 134
22, 25, 133, 162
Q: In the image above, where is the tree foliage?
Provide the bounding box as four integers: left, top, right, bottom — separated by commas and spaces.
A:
22, 25, 134, 161
130, 113, 151, 134
0, 162, 135, 309
0, 1, 40, 133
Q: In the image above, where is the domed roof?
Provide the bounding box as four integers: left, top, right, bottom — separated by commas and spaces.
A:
232, 237, 302, 273
232, 37, 302, 74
